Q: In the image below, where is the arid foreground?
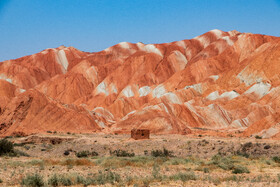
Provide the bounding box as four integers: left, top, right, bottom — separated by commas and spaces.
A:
1, 133, 280, 186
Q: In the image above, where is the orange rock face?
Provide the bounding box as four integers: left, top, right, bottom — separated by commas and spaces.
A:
1, 29, 280, 138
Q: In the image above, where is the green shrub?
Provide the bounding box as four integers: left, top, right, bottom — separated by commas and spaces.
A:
110, 149, 135, 157
21, 173, 45, 187
144, 150, 149, 155
232, 165, 250, 174
255, 135, 262, 139
125, 176, 134, 185
236, 151, 249, 158
168, 158, 185, 165
0, 138, 14, 156
48, 174, 59, 186
15, 134, 24, 138
277, 173, 280, 182
28, 160, 44, 166
238, 142, 252, 158
203, 167, 210, 173
0, 178, 2, 183
96, 156, 159, 168
76, 150, 90, 158
210, 154, 234, 170
92, 151, 99, 156
169, 172, 197, 182
272, 156, 280, 163
13, 142, 25, 147
151, 148, 173, 157
75, 175, 95, 186
76, 175, 95, 186
76, 150, 99, 158
224, 175, 243, 182
59, 176, 72, 186
211, 177, 222, 185
95, 170, 121, 185
47, 171, 121, 186
152, 164, 161, 179
75, 175, 86, 184
49, 174, 90, 186
242, 142, 253, 148
142, 177, 152, 186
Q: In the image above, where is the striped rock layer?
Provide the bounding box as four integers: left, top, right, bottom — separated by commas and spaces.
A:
1, 30, 280, 138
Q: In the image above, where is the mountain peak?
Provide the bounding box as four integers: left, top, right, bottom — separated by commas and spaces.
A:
1, 30, 280, 138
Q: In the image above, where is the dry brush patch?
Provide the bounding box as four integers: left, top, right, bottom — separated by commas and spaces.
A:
2, 135, 280, 186
2, 155, 280, 186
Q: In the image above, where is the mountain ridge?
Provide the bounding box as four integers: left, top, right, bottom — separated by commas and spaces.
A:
1, 29, 280, 138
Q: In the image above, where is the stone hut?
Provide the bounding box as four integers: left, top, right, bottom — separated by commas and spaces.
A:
131, 129, 150, 140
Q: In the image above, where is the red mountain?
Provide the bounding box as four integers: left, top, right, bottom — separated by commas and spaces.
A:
1, 29, 280, 138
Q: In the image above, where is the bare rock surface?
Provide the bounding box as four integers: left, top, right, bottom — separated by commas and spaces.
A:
0, 30, 280, 138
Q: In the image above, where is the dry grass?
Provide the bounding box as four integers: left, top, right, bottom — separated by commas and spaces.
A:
2, 155, 280, 186
43, 158, 95, 166
2, 134, 280, 186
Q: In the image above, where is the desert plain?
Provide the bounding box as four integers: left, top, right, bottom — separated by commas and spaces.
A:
1, 132, 280, 186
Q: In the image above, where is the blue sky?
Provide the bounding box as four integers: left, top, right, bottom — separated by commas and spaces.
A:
0, 0, 280, 61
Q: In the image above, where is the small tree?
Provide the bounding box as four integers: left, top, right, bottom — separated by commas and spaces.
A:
255, 135, 262, 139
0, 139, 14, 156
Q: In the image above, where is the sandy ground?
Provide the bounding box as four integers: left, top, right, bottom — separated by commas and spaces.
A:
11, 133, 280, 158
0, 133, 280, 186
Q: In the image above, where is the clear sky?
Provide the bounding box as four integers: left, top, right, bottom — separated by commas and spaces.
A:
0, 0, 280, 61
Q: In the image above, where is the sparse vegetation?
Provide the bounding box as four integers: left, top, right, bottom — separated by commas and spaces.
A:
210, 154, 235, 170
236, 150, 250, 158
13, 142, 25, 147
232, 165, 250, 174
110, 149, 135, 157
21, 173, 44, 187
144, 150, 149, 155
151, 148, 173, 157
62, 158, 94, 166
169, 171, 197, 182
242, 142, 253, 149
272, 156, 280, 163
48, 174, 59, 186
2, 134, 280, 186
95, 170, 121, 185
152, 164, 161, 179
91, 151, 99, 156
58, 175, 72, 186
203, 167, 210, 173
76, 150, 99, 158
224, 175, 244, 182
48, 174, 73, 186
